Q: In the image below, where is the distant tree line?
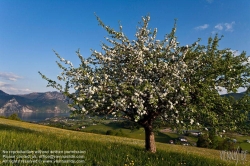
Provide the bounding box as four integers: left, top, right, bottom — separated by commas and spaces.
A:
0, 113, 21, 121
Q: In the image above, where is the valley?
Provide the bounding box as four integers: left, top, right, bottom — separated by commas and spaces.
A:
38, 114, 250, 152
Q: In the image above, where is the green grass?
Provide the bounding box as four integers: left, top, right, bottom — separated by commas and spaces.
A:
78, 120, 250, 151
0, 118, 249, 166
65, 120, 180, 141
217, 133, 250, 152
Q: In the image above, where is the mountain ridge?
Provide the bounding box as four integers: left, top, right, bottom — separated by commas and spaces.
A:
0, 90, 69, 114
0, 90, 9, 96
221, 91, 247, 100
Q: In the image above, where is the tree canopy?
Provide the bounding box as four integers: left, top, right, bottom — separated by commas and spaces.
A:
39, 15, 250, 153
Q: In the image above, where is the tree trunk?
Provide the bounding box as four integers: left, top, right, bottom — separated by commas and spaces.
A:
144, 124, 156, 153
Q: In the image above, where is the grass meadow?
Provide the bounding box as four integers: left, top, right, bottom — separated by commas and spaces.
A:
0, 118, 249, 166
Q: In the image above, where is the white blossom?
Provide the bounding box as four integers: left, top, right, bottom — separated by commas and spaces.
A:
81, 107, 86, 112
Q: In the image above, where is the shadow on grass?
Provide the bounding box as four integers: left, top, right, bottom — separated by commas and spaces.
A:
0, 124, 39, 134
105, 121, 124, 129
155, 131, 177, 144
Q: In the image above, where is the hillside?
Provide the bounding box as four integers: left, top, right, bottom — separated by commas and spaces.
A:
1, 118, 248, 165
0, 90, 69, 113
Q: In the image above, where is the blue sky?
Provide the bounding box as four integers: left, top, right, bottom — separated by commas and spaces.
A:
0, 0, 249, 94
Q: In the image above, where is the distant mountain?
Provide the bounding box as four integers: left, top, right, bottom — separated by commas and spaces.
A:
19, 91, 66, 100
0, 98, 33, 113
0, 90, 70, 114
0, 90, 9, 96
221, 91, 246, 100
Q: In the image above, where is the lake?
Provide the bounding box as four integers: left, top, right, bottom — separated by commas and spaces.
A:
0, 112, 70, 122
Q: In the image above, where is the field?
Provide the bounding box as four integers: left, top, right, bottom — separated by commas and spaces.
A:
0, 118, 249, 166
42, 116, 190, 143
43, 116, 250, 151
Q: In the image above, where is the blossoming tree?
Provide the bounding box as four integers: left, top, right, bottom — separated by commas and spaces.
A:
39, 15, 250, 153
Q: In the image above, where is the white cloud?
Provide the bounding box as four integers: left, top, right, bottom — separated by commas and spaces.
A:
218, 86, 247, 94
215, 24, 223, 30
217, 86, 227, 95
213, 22, 235, 33
224, 21, 235, 32
0, 72, 22, 81
0, 81, 32, 94
0, 81, 11, 87
229, 50, 241, 56
242, 56, 250, 66
237, 87, 247, 93
0, 72, 33, 94
195, 24, 209, 30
